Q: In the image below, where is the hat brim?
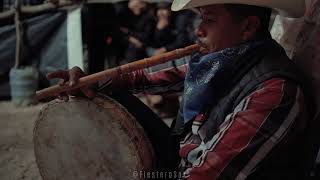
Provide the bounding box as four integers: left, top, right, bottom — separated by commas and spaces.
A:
171, 0, 306, 18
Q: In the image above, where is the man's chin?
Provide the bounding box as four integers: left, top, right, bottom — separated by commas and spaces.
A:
195, 42, 207, 53
199, 47, 210, 55
196, 41, 207, 48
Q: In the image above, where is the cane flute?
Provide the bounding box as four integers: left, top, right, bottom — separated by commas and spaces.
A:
36, 44, 200, 100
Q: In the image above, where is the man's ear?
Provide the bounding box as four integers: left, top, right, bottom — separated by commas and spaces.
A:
241, 16, 261, 41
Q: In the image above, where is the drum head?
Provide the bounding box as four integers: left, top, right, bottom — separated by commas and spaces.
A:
34, 94, 155, 180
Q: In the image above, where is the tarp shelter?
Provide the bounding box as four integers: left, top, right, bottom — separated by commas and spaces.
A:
0, 7, 84, 100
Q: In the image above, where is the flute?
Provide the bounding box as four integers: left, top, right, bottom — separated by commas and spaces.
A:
36, 44, 200, 100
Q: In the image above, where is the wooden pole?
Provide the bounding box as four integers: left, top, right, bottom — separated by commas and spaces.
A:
14, 0, 22, 68
36, 44, 200, 100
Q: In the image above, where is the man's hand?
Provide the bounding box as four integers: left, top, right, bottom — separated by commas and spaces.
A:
157, 19, 169, 30
120, 27, 129, 34
154, 47, 167, 55
129, 36, 144, 48
46, 66, 96, 101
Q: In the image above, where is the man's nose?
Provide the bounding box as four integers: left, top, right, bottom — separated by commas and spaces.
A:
195, 25, 206, 38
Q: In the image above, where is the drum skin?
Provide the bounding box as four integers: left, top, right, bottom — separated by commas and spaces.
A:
33, 94, 155, 180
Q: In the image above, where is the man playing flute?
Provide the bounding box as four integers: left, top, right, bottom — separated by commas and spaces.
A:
47, 0, 317, 179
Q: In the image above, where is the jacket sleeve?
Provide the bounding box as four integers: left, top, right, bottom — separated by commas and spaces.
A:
98, 61, 188, 95
182, 78, 306, 180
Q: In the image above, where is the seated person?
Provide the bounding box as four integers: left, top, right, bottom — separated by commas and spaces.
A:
120, 0, 155, 63
146, 2, 176, 56
145, 2, 196, 118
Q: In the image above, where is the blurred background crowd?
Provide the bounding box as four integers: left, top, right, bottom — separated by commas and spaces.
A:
80, 0, 198, 118
1, 0, 198, 70
81, 0, 198, 71
0, 0, 199, 118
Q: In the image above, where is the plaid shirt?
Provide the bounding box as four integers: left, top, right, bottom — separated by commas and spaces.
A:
179, 78, 305, 179
99, 57, 190, 95
99, 44, 309, 179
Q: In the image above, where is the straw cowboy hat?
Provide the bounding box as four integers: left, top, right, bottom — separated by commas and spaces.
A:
171, 0, 306, 18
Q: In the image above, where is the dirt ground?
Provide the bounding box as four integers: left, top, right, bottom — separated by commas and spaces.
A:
0, 102, 43, 180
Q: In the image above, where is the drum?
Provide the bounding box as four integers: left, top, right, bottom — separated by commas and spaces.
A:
33, 94, 155, 180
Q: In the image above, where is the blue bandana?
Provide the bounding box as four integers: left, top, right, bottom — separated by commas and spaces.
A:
181, 41, 264, 123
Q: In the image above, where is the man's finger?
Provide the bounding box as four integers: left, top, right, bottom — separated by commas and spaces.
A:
47, 70, 69, 80
81, 86, 96, 99
57, 95, 64, 101
54, 93, 63, 100
59, 92, 69, 102
62, 95, 69, 102
58, 79, 66, 86
69, 67, 84, 87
